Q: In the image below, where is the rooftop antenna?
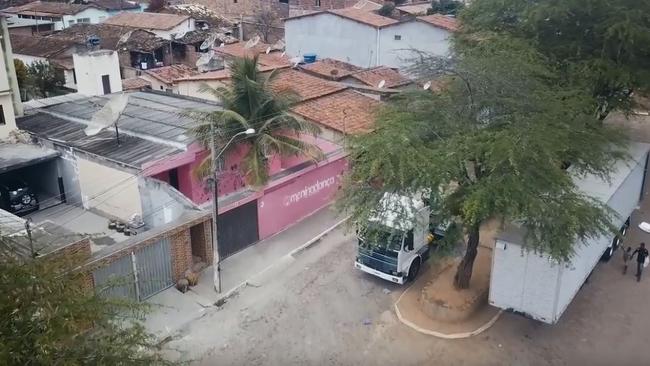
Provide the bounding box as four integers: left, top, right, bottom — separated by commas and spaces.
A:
423, 81, 432, 90
377, 79, 386, 89
200, 33, 218, 50
244, 35, 260, 49
85, 93, 130, 146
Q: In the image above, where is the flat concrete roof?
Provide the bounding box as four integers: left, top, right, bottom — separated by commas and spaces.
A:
0, 142, 59, 174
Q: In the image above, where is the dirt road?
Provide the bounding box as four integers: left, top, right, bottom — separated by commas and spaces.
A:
163, 227, 650, 366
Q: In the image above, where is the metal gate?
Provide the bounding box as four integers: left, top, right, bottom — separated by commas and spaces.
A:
93, 238, 174, 301
218, 200, 260, 259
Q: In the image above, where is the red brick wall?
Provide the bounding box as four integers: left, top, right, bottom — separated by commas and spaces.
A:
170, 229, 192, 282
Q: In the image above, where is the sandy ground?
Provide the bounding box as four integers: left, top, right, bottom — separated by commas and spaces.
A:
162, 222, 650, 366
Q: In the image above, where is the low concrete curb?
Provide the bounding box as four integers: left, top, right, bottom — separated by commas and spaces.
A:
215, 215, 350, 303
394, 280, 503, 340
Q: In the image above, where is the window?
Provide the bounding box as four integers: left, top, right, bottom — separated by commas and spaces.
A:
68, 20, 75, 26
233, 0, 237, 3
315, 0, 321, 6
77, 18, 90, 23
279, 0, 289, 3
403, 230, 414, 251
0, 105, 5, 125
394, 35, 401, 41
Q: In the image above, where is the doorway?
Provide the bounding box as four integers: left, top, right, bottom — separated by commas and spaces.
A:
101, 75, 111, 94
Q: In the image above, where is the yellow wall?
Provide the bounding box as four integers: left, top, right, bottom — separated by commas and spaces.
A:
77, 157, 142, 221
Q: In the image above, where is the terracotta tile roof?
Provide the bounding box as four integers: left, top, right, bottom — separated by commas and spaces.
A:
89, 0, 140, 11
350, 0, 382, 12
291, 89, 382, 134
214, 42, 290, 68
328, 8, 398, 28
396, 2, 430, 15
417, 14, 460, 32
143, 65, 199, 84
10, 34, 74, 58
285, 8, 398, 28
3, 1, 97, 16
176, 68, 231, 82
349, 66, 412, 88
268, 69, 347, 102
103, 12, 190, 30
300, 58, 362, 81
122, 77, 152, 90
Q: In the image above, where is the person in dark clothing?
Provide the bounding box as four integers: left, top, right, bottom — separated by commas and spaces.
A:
631, 243, 649, 282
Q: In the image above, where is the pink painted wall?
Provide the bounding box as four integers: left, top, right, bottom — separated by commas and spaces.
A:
257, 156, 348, 240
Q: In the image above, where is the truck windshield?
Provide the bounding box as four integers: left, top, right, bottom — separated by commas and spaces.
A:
358, 224, 404, 252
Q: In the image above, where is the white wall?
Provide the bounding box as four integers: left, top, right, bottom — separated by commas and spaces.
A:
0, 94, 17, 139
139, 73, 172, 92
73, 50, 122, 96
378, 21, 451, 69
63, 69, 76, 89
61, 8, 111, 29
285, 13, 378, 68
175, 79, 226, 101
77, 157, 143, 221
149, 19, 196, 40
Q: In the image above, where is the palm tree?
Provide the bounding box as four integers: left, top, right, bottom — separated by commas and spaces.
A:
188, 56, 325, 187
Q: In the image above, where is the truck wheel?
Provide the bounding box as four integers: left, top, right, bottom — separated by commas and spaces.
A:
407, 258, 421, 282
601, 245, 614, 262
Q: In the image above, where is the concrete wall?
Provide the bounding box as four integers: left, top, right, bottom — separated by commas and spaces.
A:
0, 94, 17, 139
60, 8, 111, 29
378, 21, 451, 69
150, 19, 197, 40
285, 13, 378, 68
139, 176, 199, 228
257, 155, 346, 239
73, 50, 122, 96
175, 79, 227, 102
63, 69, 76, 89
56, 146, 83, 205
76, 157, 142, 221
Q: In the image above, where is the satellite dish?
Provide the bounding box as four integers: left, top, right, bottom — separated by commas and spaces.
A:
85, 93, 129, 136
377, 79, 386, 89
244, 35, 260, 49
173, 30, 187, 40
265, 46, 271, 54
289, 56, 301, 68
219, 42, 225, 47
200, 33, 218, 50
423, 81, 432, 90
271, 38, 285, 51
196, 49, 215, 67
117, 30, 133, 46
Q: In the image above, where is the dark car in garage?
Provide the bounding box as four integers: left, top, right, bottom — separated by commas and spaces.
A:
0, 175, 39, 215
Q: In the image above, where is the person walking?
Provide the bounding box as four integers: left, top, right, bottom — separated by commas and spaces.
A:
623, 246, 632, 275
631, 243, 649, 282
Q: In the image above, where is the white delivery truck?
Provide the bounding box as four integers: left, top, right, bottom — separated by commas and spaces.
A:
490, 142, 649, 324
354, 193, 445, 284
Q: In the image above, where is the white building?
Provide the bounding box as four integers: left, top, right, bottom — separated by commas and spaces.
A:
73, 50, 123, 96
0, 17, 23, 139
102, 12, 196, 40
284, 8, 458, 69
2, 1, 112, 32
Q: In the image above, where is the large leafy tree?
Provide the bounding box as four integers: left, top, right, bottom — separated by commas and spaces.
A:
341, 37, 627, 289
26, 61, 65, 98
189, 56, 324, 186
0, 237, 173, 365
461, 0, 650, 120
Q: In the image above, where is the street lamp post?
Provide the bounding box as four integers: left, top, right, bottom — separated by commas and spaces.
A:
211, 127, 255, 293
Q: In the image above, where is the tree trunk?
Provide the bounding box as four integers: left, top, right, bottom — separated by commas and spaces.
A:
453, 224, 480, 289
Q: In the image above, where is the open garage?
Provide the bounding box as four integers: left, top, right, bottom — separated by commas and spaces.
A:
0, 142, 62, 215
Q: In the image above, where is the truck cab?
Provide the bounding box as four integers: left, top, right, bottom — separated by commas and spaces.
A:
354, 193, 444, 284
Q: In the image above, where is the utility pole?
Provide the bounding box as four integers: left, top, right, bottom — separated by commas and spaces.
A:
25, 219, 35, 258
211, 124, 222, 293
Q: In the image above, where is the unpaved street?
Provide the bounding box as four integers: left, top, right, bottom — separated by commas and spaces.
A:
164, 226, 650, 366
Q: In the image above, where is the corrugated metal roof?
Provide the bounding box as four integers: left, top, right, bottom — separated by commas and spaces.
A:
18, 91, 220, 168
17, 112, 182, 169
